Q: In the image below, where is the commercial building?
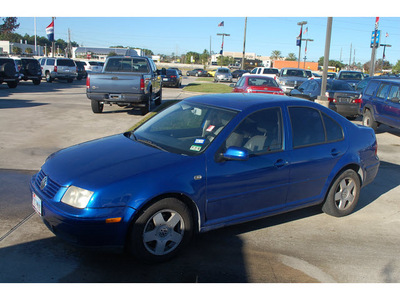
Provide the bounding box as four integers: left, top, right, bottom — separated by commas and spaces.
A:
72, 47, 143, 60
0, 40, 44, 56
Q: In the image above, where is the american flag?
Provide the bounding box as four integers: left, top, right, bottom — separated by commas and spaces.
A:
218, 21, 224, 27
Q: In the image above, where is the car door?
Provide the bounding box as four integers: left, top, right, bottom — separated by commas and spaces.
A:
374, 82, 392, 125
383, 83, 400, 129
286, 106, 347, 206
205, 107, 290, 224
291, 80, 311, 99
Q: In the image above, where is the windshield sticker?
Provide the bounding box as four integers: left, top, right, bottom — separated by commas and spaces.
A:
190, 145, 202, 152
194, 139, 205, 144
206, 125, 215, 132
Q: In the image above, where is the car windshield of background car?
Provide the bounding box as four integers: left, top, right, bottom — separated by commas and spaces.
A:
281, 69, 307, 78
248, 77, 279, 87
328, 81, 354, 91
132, 102, 238, 156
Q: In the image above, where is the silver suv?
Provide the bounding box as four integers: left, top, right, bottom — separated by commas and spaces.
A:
39, 57, 77, 83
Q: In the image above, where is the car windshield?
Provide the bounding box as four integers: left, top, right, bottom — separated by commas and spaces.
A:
280, 69, 308, 78
218, 69, 230, 73
247, 77, 279, 87
338, 72, 363, 80
132, 101, 237, 156
327, 81, 354, 91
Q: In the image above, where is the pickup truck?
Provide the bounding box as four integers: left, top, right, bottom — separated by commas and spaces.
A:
86, 56, 165, 115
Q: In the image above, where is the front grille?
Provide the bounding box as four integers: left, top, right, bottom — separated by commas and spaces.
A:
34, 170, 61, 199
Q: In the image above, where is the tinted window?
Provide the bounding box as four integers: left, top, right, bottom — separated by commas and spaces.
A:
388, 85, 400, 102
289, 107, 325, 148
46, 59, 55, 66
104, 58, 149, 73
329, 81, 354, 91
57, 59, 76, 67
377, 83, 390, 99
247, 77, 279, 87
225, 108, 283, 154
262, 69, 275, 74
323, 113, 344, 141
166, 69, 178, 75
364, 81, 380, 96
236, 76, 246, 87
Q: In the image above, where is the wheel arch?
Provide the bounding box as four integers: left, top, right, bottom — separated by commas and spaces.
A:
124, 192, 201, 246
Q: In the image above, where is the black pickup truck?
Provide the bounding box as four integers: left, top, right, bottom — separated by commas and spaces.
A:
86, 55, 165, 115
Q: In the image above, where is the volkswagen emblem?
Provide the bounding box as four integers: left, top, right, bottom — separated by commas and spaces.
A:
40, 176, 48, 190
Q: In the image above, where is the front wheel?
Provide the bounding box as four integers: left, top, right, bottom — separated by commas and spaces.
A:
128, 198, 193, 262
322, 169, 361, 217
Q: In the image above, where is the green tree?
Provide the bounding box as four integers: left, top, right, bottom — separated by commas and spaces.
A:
185, 51, 200, 64
286, 53, 297, 61
0, 17, 20, 39
200, 49, 210, 65
392, 60, 400, 74
270, 50, 282, 60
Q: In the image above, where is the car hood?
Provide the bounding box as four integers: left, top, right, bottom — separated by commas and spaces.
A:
42, 133, 190, 190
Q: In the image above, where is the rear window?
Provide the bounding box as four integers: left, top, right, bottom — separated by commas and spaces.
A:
247, 77, 279, 87
105, 58, 149, 73
262, 69, 276, 74
166, 69, 178, 75
328, 81, 354, 91
57, 59, 75, 67
377, 83, 391, 99
338, 72, 363, 80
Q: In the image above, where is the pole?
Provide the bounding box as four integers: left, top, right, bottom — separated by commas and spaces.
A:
316, 17, 333, 107
370, 17, 379, 76
217, 33, 230, 67
349, 43, 352, 69
242, 17, 247, 70
34, 17, 37, 55
297, 21, 307, 68
302, 39, 313, 69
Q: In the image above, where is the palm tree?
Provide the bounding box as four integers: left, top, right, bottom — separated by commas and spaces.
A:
270, 50, 282, 60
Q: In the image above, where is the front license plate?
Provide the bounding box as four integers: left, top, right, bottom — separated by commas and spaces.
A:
32, 192, 42, 216
163, 78, 168, 81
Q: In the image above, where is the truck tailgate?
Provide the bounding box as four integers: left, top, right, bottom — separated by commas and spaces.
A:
89, 73, 142, 94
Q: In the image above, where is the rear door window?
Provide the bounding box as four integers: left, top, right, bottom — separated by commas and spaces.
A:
388, 85, 400, 102
364, 81, 380, 96
376, 83, 391, 99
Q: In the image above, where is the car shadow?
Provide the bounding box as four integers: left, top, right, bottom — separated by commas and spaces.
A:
0, 99, 48, 109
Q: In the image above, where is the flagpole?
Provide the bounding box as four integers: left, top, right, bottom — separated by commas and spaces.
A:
297, 21, 307, 68
34, 17, 37, 56
52, 17, 55, 58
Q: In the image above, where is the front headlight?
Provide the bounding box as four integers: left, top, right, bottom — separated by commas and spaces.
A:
61, 186, 94, 209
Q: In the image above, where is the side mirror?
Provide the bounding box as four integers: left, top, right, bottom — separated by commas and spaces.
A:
222, 147, 249, 161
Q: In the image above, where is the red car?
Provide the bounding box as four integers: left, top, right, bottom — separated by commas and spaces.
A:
231, 74, 284, 95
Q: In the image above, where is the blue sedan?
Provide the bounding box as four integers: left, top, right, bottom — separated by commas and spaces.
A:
30, 94, 380, 262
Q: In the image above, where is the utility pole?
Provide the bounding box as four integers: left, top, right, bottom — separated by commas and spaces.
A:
370, 17, 379, 76
316, 17, 333, 107
51, 17, 55, 58
242, 17, 247, 70
349, 43, 352, 69
297, 21, 307, 68
217, 33, 230, 67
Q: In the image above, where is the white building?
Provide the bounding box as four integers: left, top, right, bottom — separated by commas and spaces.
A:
72, 47, 144, 60
211, 51, 272, 68
0, 40, 44, 56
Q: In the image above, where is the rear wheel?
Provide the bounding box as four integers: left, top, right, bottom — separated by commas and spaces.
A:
91, 100, 104, 113
128, 198, 193, 262
322, 169, 361, 217
45, 72, 53, 83
362, 109, 378, 131
7, 81, 18, 88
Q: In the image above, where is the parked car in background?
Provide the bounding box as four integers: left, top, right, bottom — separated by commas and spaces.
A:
163, 69, 182, 88
86, 55, 164, 115
12, 57, 42, 85
250, 67, 279, 79
84, 61, 104, 73
327, 73, 337, 79
214, 67, 233, 82
276, 68, 310, 94
186, 68, 208, 77
290, 79, 361, 119
360, 78, 400, 131
231, 69, 249, 79
39, 57, 77, 83
168, 67, 182, 76
231, 74, 284, 95
30, 93, 379, 262
207, 69, 218, 77
0, 57, 19, 88
337, 70, 365, 88
74, 61, 88, 80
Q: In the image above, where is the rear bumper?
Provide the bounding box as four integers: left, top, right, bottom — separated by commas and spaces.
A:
329, 103, 360, 117
87, 92, 147, 104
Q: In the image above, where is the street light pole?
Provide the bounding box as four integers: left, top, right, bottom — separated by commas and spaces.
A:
297, 21, 307, 68
380, 43, 391, 72
242, 17, 247, 70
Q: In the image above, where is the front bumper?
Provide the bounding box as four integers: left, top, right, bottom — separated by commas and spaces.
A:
30, 174, 136, 248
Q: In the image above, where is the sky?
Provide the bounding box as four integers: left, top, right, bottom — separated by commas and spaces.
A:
4, 0, 400, 65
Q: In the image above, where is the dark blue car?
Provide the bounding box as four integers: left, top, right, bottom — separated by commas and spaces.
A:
30, 94, 380, 262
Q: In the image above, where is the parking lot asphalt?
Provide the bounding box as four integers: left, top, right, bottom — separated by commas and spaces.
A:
1, 77, 400, 283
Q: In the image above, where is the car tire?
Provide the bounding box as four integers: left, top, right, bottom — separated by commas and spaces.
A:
141, 93, 151, 115
322, 169, 361, 217
128, 198, 193, 262
362, 109, 378, 131
91, 100, 104, 113
7, 81, 18, 88
33, 79, 41, 85
45, 72, 53, 83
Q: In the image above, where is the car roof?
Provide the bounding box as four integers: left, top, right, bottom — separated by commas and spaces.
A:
369, 78, 400, 84
184, 93, 312, 112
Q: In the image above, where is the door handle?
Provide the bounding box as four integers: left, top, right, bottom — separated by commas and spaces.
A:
274, 159, 289, 168
331, 148, 341, 157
